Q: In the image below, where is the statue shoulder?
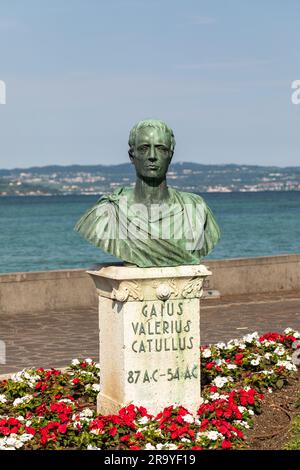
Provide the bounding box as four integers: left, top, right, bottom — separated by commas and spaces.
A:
170, 188, 208, 209
97, 186, 133, 204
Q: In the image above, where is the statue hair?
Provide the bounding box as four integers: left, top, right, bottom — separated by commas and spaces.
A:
128, 119, 176, 156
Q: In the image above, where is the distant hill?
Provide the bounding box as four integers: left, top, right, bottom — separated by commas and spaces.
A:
0, 162, 300, 195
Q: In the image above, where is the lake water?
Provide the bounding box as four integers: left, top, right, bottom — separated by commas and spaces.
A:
0, 192, 299, 273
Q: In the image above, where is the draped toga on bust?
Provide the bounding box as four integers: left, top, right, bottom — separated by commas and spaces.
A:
74, 186, 220, 267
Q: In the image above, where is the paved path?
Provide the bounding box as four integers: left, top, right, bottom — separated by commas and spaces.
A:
1, 291, 300, 374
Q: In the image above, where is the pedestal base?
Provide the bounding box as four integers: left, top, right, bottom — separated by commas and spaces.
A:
88, 265, 211, 416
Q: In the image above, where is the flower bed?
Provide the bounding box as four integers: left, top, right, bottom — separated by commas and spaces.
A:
0, 328, 299, 450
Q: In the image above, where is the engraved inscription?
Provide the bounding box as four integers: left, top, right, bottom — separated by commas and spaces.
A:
127, 300, 199, 385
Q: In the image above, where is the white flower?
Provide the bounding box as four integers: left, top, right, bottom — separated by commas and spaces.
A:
164, 443, 178, 450
138, 416, 149, 425
276, 360, 297, 371
264, 353, 272, 360
10, 370, 40, 386
181, 437, 191, 443
227, 364, 237, 369
215, 359, 225, 366
145, 443, 156, 450
202, 349, 211, 358
80, 408, 94, 417
19, 434, 34, 443
250, 354, 261, 366
206, 430, 223, 441
274, 346, 286, 356
284, 328, 300, 338
261, 369, 274, 375
0, 394, 7, 404
227, 339, 240, 347
91, 384, 100, 392
72, 359, 80, 366
248, 409, 254, 415
268, 388, 273, 393
234, 420, 250, 429
5, 435, 24, 449
13, 395, 32, 407
210, 392, 220, 400
85, 358, 93, 364
250, 359, 260, 366
212, 376, 229, 388
87, 445, 101, 450
182, 414, 194, 424
216, 342, 226, 350
58, 398, 73, 404
243, 332, 259, 344
238, 406, 247, 413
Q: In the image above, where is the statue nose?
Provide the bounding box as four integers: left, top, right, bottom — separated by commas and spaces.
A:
149, 147, 158, 160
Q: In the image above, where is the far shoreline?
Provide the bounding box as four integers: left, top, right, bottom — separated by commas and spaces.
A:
1, 189, 300, 198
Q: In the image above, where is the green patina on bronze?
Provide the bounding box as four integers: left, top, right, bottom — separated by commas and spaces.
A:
75, 119, 220, 267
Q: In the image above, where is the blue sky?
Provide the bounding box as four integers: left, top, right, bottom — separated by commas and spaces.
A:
0, 0, 299, 168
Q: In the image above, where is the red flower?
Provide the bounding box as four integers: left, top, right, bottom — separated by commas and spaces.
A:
72, 378, 80, 385
58, 424, 67, 434
109, 427, 118, 437
169, 423, 178, 432
234, 353, 244, 365
222, 440, 231, 449
0, 427, 10, 436
223, 409, 232, 419
25, 427, 36, 435
8, 417, 20, 426
10, 426, 19, 434
178, 407, 189, 416
205, 362, 215, 370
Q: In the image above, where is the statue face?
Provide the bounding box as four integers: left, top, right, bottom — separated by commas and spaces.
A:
130, 127, 172, 180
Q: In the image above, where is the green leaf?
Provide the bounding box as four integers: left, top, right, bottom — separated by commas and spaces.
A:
276, 379, 284, 389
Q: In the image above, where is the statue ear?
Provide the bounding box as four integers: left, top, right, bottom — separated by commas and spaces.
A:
128, 150, 134, 163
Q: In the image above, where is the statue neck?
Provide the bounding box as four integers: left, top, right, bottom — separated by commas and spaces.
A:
133, 177, 170, 205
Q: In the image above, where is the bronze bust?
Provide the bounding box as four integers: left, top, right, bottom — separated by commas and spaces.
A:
75, 119, 220, 267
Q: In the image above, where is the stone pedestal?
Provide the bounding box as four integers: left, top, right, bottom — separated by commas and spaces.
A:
87, 265, 211, 416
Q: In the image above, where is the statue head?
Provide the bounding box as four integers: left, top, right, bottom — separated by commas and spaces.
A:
128, 119, 176, 182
